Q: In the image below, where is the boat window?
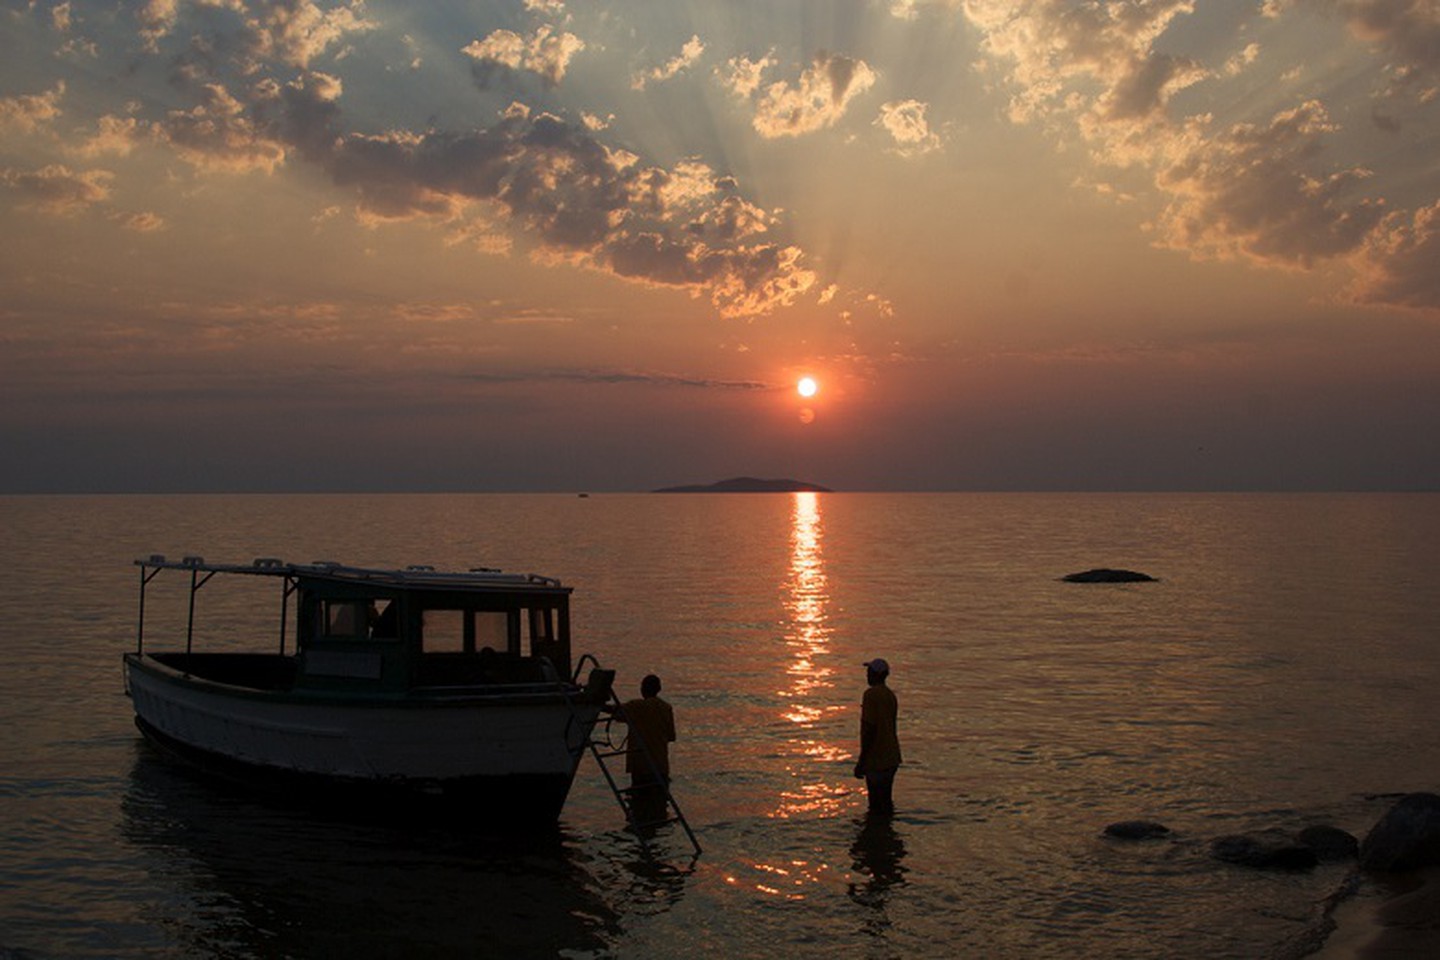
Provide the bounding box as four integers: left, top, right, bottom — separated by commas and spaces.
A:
527, 607, 554, 643
322, 601, 368, 639
422, 610, 464, 653
473, 611, 508, 652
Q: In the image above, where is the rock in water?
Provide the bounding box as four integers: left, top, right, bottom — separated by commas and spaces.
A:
1297, 825, 1359, 862
1210, 834, 1318, 871
1360, 792, 1440, 871
1061, 568, 1157, 583
1103, 820, 1172, 840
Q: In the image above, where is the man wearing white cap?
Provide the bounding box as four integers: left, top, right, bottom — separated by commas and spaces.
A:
853, 658, 901, 814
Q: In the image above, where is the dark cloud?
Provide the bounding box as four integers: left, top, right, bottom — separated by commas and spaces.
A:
458, 368, 767, 389
1155, 101, 1387, 268
275, 89, 815, 315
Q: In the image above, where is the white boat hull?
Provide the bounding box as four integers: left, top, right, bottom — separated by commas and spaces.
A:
125, 654, 604, 816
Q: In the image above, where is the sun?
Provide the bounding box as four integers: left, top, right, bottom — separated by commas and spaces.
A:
797, 376, 818, 398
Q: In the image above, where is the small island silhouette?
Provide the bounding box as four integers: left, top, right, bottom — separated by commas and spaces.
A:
652, 476, 833, 493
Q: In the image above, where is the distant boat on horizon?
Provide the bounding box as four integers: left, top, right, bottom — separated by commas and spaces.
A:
652, 476, 833, 494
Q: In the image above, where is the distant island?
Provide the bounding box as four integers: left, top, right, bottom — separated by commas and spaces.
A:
652, 476, 833, 494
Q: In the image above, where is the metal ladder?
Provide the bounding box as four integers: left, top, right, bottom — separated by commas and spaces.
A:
571, 657, 701, 856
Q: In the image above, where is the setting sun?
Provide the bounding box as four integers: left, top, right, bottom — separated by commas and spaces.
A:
797, 377, 818, 398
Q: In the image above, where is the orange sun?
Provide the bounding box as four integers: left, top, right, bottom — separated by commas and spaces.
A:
797, 376, 818, 398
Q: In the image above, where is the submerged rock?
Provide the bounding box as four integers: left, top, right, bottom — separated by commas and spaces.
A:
1103, 820, 1172, 840
1297, 825, 1359, 862
1211, 833, 1318, 871
1061, 568, 1157, 583
1360, 792, 1440, 871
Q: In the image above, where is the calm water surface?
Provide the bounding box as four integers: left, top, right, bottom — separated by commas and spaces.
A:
2, 493, 1439, 958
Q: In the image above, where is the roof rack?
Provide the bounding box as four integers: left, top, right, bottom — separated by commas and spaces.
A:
133, 556, 566, 590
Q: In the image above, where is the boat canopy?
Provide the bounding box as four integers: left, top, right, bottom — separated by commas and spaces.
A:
133, 555, 577, 690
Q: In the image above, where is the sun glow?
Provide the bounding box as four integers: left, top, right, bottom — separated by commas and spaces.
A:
797, 376, 818, 398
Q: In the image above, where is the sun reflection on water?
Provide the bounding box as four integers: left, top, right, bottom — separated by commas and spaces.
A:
772, 491, 849, 820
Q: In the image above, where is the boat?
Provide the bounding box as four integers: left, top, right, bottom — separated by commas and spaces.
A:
123, 555, 617, 822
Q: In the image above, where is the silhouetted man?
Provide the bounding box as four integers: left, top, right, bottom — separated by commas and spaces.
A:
853, 658, 901, 814
620, 674, 676, 824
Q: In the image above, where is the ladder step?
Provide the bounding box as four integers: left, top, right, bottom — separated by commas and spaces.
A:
632, 819, 678, 830
578, 691, 700, 856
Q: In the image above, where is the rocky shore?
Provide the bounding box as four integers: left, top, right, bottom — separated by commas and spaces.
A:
1103, 792, 1440, 959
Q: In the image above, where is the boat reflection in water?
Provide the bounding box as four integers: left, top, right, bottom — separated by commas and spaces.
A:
120, 744, 620, 958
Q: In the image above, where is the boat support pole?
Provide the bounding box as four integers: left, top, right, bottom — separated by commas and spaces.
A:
280, 576, 296, 655
184, 566, 219, 657
136, 563, 164, 654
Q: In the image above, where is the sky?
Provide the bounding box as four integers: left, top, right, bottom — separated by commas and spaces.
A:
2, 0, 1439, 492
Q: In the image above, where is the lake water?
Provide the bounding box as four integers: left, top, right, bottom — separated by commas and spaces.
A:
2, 492, 1439, 958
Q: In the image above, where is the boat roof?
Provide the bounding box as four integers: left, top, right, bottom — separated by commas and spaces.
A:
135, 555, 569, 594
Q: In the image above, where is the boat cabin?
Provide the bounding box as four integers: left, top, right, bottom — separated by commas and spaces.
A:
133, 557, 577, 696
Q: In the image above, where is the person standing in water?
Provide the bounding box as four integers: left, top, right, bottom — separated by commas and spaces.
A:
619, 674, 676, 823
853, 658, 901, 814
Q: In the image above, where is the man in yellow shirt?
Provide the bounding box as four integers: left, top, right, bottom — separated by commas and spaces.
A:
853, 658, 901, 814
622, 673, 676, 785
617, 674, 677, 827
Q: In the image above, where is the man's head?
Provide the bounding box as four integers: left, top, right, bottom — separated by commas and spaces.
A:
641, 673, 662, 698
863, 658, 889, 685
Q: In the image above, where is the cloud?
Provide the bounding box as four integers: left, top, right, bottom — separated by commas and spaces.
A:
245, 0, 374, 68
1152, 101, 1387, 268
460, 368, 767, 389
1350, 200, 1440, 309
877, 99, 941, 155
632, 34, 705, 90
157, 81, 288, 173
462, 25, 585, 86
136, 0, 371, 67
719, 53, 775, 100
74, 115, 146, 158
0, 82, 65, 133
1, 164, 112, 214
281, 92, 817, 316
965, 0, 1201, 129
964, 0, 1433, 310
1335, 0, 1440, 76
726, 51, 877, 138
114, 210, 167, 232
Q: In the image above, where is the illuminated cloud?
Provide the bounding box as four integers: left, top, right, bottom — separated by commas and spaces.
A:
74, 115, 146, 158
719, 53, 775, 99
114, 210, 167, 232
633, 34, 705, 89
1, 164, 112, 215
965, 0, 1200, 128
158, 82, 288, 173
727, 51, 877, 138
274, 85, 817, 315
1350, 200, 1440, 309
135, 0, 370, 66
962, 0, 1439, 311
0, 82, 65, 133
245, 0, 374, 68
463, 25, 586, 86
1154, 101, 1385, 268
877, 99, 940, 155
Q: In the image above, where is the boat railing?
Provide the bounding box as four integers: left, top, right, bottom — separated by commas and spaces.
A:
572, 652, 602, 684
